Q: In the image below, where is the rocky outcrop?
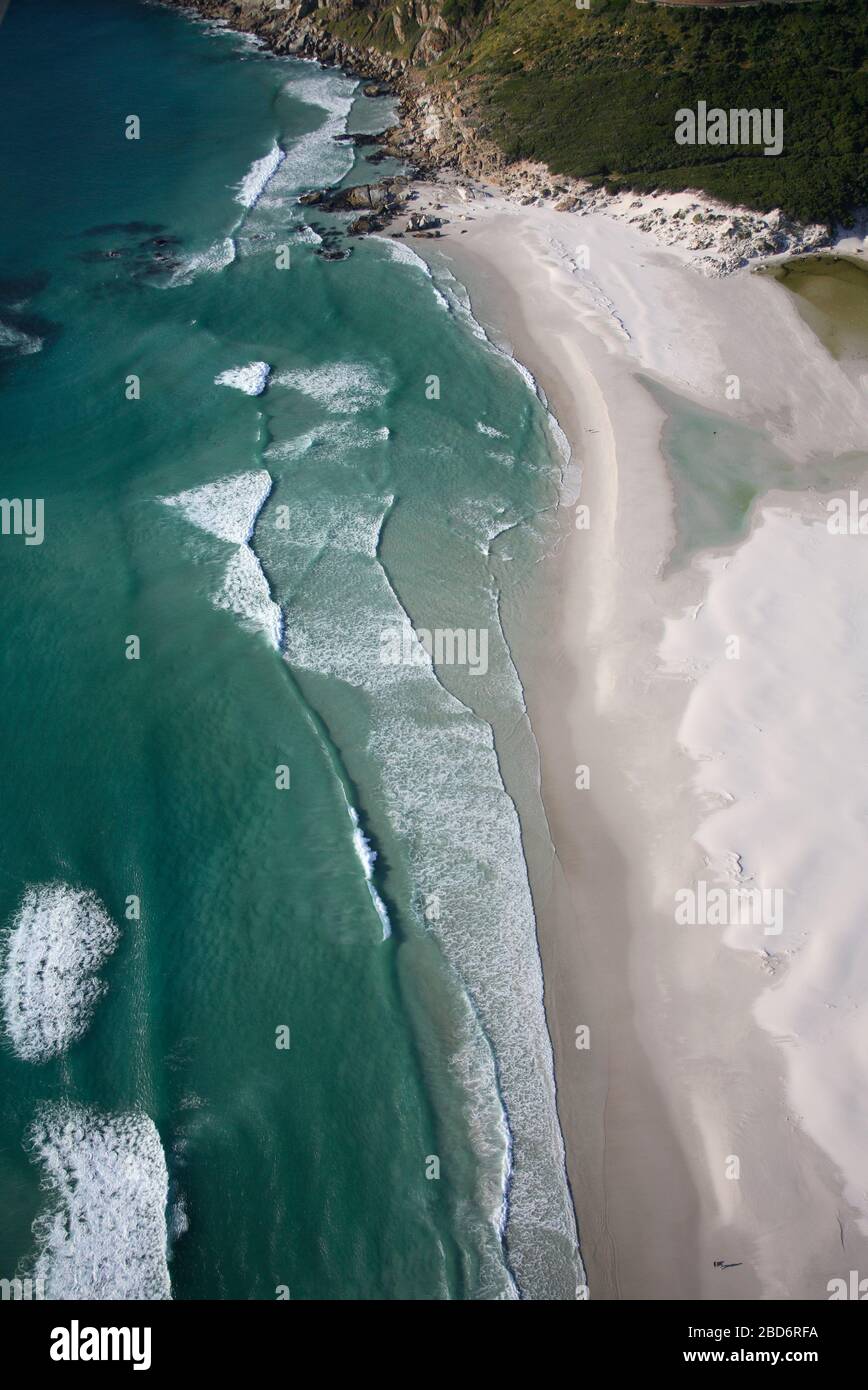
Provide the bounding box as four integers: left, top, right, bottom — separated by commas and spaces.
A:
162, 0, 836, 276
301, 177, 408, 214
406, 211, 441, 231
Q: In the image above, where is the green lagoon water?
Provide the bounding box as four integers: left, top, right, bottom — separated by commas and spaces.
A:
765, 255, 868, 365
642, 374, 868, 569
0, 0, 583, 1299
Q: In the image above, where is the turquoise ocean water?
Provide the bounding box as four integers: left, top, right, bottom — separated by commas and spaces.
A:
0, 0, 582, 1299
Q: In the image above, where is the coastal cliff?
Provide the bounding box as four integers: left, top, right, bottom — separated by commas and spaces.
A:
163, 1, 864, 271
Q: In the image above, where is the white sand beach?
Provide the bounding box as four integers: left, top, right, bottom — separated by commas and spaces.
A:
407, 182, 868, 1299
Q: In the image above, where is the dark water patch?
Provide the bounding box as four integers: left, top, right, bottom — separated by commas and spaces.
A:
0, 306, 61, 358
83, 221, 167, 237
75, 227, 185, 281
0, 270, 51, 303
75, 243, 185, 283
76, 247, 130, 263
138, 235, 183, 251
758, 254, 868, 363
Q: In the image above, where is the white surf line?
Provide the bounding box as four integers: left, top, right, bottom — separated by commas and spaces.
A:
160, 468, 283, 649
347, 803, 392, 941
234, 141, 286, 210
272, 361, 389, 414
169, 132, 284, 285
280, 488, 582, 1294
369, 235, 450, 311
168, 234, 237, 288
423, 258, 580, 502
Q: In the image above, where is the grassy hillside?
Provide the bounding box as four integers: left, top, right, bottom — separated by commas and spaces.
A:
432, 0, 866, 225
206, 0, 864, 225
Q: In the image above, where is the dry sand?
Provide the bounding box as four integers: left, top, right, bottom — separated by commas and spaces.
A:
405, 181, 868, 1300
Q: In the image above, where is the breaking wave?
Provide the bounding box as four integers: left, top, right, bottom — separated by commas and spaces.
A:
161, 470, 282, 648
234, 142, 286, 209
1, 883, 120, 1062
28, 1103, 171, 1300
347, 804, 392, 940
215, 361, 271, 396
281, 70, 357, 197
266, 420, 390, 462
161, 469, 272, 545
169, 235, 236, 287
281, 493, 582, 1295
0, 319, 43, 356
215, 542, 283, 649
273, 361, 389, 414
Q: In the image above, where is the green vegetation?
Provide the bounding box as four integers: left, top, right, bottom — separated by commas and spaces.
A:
440, 0, 489, 23
325, 0, 865, 226
445, 0, 867, 225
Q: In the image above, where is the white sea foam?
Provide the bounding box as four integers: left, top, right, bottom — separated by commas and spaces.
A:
214, 361, 271, 396
197, 14, 264, 52
234, 142, 285, 209
281, 495, 582, 1295
28, 1103, 171, 1300
170, 236, 236, 287
266, 420, 391, 462
477, 421, 507, 439
348, 805, 392, 939
215, 543, 283, 649
161, 469, 272, 545
169, 1194, 189, 1244
511, 356, 539, 397
0, 320, 43, 355
435, 268, 488, 341
291, 223, 323, 247
271, 491, 390, 561
382, 244, 452, 310
161, 471, 282, 648
273, 362, 388, 414
371, 235, 434, 279
439, 265, 575, 493
1, 884, 119, 1063
281, 72, 357, 196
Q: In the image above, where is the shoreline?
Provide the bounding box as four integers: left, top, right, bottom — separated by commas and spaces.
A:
408, 178, 868, 1298
162, 0, 865, 278
422, 200, 708, 1297
165, 0, 868, 1299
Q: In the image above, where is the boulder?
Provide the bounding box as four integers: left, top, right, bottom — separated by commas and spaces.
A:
406, 212, 441, 231
347, 215, 382, 235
